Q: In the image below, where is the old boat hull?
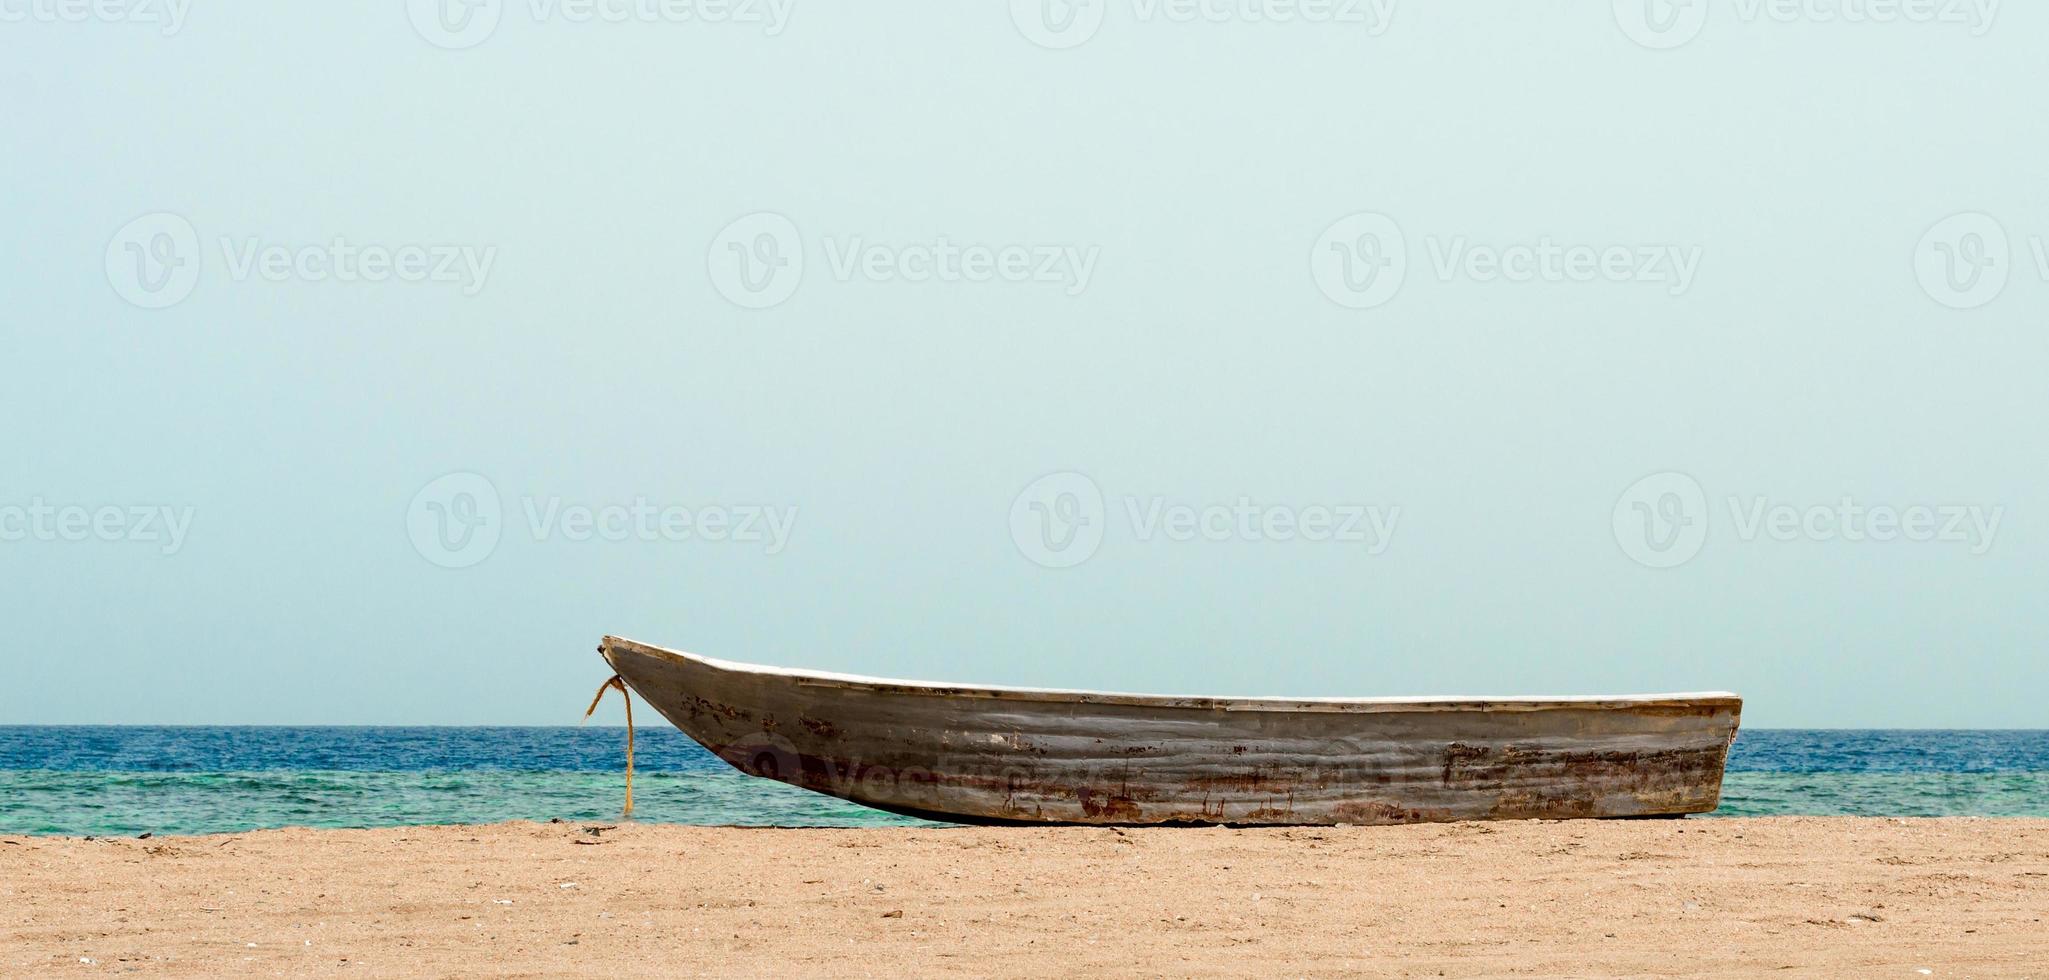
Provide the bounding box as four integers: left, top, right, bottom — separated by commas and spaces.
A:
599, 636, 1742, 826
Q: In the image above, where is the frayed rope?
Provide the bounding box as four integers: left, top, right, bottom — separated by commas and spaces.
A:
583, 675, 634, 817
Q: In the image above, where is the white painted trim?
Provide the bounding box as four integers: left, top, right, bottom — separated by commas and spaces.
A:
601, 636, 1741, 713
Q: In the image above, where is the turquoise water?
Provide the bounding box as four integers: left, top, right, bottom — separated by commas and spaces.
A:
1, 728, 2043, 836
0, 770, 922, 836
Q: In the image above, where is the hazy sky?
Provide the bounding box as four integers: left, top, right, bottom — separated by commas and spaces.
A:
3, 2, 2042, 727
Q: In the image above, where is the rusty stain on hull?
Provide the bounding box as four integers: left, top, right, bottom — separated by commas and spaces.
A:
597, 636, 1743, 826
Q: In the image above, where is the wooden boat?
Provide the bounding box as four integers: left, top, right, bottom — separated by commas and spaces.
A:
599, 636, 1742, 826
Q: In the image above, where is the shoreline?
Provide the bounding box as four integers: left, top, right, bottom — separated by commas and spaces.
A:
5, 816, 2045, 976
6, 769, 2046, 838
8, 810, 2048, 839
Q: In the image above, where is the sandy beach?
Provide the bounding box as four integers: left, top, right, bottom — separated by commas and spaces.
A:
4, 817, 2044, 978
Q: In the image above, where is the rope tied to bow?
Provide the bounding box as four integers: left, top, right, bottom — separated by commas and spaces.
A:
583, 675, 634, 817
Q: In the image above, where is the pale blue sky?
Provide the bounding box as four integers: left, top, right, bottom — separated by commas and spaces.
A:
2, 3, 2043, 727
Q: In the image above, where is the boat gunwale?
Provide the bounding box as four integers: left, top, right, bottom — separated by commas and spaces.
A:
600, 636, 1743, 715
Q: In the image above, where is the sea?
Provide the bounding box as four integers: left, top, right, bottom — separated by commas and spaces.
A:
1, 728, 2044, 836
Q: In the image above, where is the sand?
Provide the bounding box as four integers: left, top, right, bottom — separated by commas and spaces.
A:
3, 817, 2045, 978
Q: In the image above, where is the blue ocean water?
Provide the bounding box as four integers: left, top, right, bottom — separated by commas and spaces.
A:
0, 727, 2042, 836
